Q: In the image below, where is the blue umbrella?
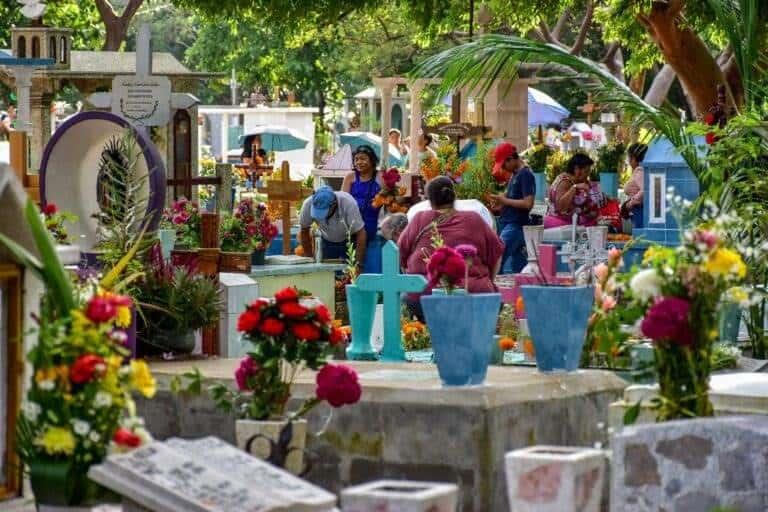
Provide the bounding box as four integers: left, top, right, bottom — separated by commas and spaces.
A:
528, 88, 570, 127
339, 131, 405, 167
239, 124, 309, 152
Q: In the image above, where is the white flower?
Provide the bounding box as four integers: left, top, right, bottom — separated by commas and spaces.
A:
630, 268, 663, 302
89, 431, 101, 443
71, 419, 91, 436
39, 380, 55, 391
94, 391, 113, 408
22, 401, 41, 422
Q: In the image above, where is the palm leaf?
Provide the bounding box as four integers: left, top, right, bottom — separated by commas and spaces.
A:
414, 34, 704, 177
0, 232, 43, 281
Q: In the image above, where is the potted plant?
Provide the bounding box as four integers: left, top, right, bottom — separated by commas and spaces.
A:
0, 200, 155, 509
41, 202, 80, 265
420, 246, 501, 386
134, 248, 222, 354
212, 287, 356, 474
524, 144, 553, 201
591, 203, 752, 421
163, 197, 201, 268
596, 142, 626, 198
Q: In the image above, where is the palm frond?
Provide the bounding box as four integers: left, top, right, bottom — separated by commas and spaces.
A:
413, 34, 704, 177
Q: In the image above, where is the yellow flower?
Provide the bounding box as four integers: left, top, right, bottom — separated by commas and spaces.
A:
35, 367, 56, 384
36, 426, 76, 455
705, 248, 746, 278
130, 360, 156, 398
642, 246, 674, 265
115, 306, 132, 328
107, 355, 123, 372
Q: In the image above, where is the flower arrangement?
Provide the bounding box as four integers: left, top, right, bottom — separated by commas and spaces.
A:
41, 202, 78, 245
372, 168, 408, 214
596, 142, 626, 174
591, 203, 752, 421
524, 144, 554, 172
402, 319, 431, 351
419, 142, 469, 183
545, 150, 569, 184
221, 198, 279, 253
426, 246, 467, 294
214, 287, 354, 420
160, 197, 201, 248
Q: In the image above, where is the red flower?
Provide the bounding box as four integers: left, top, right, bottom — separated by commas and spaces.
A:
329, 327, 346, 345
292, 322, 321, 341
86, 296, 117, 323
70, 354, 106, 384
426, 246, 467, 289
42, 203, 58, 216
641, 297, 693, 346
280, 301, 310, 319
237, 309, 261, 332
382, 168, 401, 190
275, 287, 299, 303
703, 112, 715, 126
113, 427, 142, 448
246, 223, 258, 236
316, 364, 362, 407
260, 317, 286, 336
248, 299, 269, 311
705, 132, 718, 145
315, 304, 332, 324
234, 356, 260, 391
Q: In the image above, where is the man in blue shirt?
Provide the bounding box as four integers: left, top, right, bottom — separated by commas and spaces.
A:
489, 142, 536, 274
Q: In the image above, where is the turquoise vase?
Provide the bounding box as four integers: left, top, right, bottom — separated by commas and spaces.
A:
718, 303, 742, 343
520, 285, 593, 372
533, 171, 546, 201
421, 293, 501, 386
345, 284, 378, 360
157, 229, 176, 261
599, 172, 618, 198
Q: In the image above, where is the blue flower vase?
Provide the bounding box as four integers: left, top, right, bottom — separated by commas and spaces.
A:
345, 284, 378, 360
158, 229, 176, 260
533, 171, 546, 201
520, 285, 593, 372
599, 172, 618, 198
421, 293, 501, 386
718, 302, 741, 343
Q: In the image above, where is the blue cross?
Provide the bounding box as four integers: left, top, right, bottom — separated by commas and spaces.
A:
356, 241, 426, 361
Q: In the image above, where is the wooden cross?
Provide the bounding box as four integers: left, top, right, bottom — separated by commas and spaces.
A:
356, 241, 426, 362
578, 93, 601, 126
257, 160, 308, 255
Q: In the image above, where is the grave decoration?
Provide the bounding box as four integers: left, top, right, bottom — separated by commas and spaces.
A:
133, 246, 222, 355
523, 143, 553, 201
595, 141, 625, 199
182, 287, 358, 474
420, 141, 469, 184
355, 241, 427, 362
591, 200, 755, 421
420, 245, 501, 385
88, 436, 337, 511
258, 161, 309, 255
161, 197, 202, 267
219, 198, 278, 268
341, 480, 459, 512
372, 167, 409, 214
42, 201, 80, 265
0, 199, 156, 509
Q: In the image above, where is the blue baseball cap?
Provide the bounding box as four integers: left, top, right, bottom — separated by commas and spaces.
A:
310, 186, 337, 220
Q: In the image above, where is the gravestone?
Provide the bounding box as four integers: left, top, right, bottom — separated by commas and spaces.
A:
611, 416, 768, 512
356, 241, 426, 361
87, 436, 337, 512
219, 272, 260, 358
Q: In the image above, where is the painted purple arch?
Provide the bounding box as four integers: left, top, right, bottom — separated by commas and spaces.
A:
40, 111, 166, 233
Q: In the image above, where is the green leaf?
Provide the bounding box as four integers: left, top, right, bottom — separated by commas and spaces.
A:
623, 400, 643, 426
0, 232, 44, 281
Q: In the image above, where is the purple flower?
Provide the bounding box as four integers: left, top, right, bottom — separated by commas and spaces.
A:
455, 244, 479, 261
641, 297, 693, 346
234, 356, 260, 391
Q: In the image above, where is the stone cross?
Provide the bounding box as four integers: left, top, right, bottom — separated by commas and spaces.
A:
257, 161, 307, 255
356, 241, 426, 361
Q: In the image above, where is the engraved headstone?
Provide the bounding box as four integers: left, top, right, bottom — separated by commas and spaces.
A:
88, 437, 336, 512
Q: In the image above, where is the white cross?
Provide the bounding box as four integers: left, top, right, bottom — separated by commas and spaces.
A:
87, 24, 198, 125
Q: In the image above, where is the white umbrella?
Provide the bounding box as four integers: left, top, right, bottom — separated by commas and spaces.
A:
322, 144, 354, 171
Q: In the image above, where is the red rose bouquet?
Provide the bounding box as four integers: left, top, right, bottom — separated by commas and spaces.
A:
426, 246, 467, 294
212, 287, 358, 420
372, 168, 408, 214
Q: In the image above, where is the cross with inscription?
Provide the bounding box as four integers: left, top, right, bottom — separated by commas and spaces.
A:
356, 241, 426, 361
257, 161, 308, 255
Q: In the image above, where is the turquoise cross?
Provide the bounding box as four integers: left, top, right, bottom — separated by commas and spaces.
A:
356, 241, 426, 361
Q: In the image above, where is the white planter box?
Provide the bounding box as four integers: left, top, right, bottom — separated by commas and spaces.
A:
505, 446, 606, 512
342, 480, 458, 512
235, 418, 307, 475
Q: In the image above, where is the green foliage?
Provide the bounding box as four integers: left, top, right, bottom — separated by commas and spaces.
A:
455, 141, 504, 202
524, 144, 554, 172
596, 142, 626, 173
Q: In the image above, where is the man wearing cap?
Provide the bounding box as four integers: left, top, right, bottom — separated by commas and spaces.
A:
299, 186, 367, 267
489, 142, 535, 274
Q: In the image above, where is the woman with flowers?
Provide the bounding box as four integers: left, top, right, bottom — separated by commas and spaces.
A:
544, 153, 599, 228
398, 176, 504, 321
342, 144, 384, 272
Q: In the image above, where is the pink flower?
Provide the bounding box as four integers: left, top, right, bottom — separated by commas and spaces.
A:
382, 168, 401, 190
594, 263, 609, 283
455, 244, 479, 261
316, 364, 362, 407
172, 213, 186, 225
86, 296, 117, 323
640, 297, 693, 346
602, 295, 617, 312
426, 247, 467, 289
608, 248, 622, 268
235, 356, 260, 391
246, 223, 258, 236
693, 229, 719, 250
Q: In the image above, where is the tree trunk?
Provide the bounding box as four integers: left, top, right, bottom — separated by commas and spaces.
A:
644, 65, 676, 107
639, 1, 734, 117
95, 0, 145, 51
